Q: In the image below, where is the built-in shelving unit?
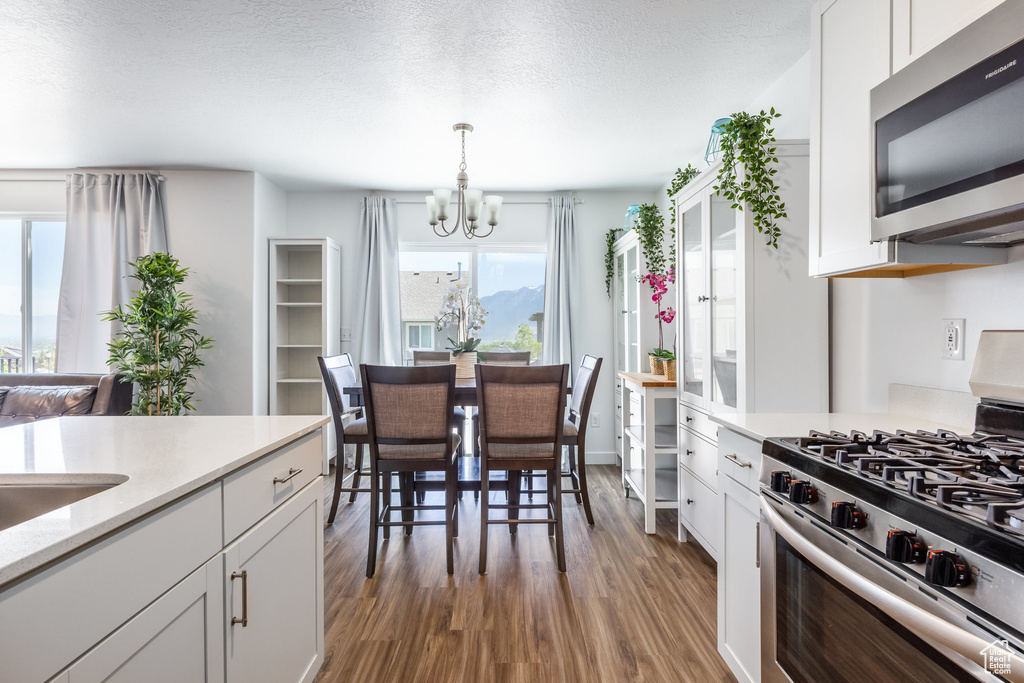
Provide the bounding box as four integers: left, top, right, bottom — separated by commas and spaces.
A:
269, 238, 341, 472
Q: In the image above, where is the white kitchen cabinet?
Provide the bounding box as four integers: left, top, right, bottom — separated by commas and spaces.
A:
621, 373, 678, 534
68, 557, 225, 683
717, 428, 763, 683
891, 0, 1006, 73
809, 0, 1007, 277
270, 237, 342, 473
224, 480, 324, 683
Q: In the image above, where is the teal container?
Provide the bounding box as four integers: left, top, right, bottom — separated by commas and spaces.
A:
623, 204, 640, 231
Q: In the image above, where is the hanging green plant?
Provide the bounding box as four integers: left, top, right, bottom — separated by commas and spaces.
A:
103, 253, 214, 415
604, 228, 621, 298
666, 164, 701, 272
635, 203, 666, 276
713, 108, 787, 249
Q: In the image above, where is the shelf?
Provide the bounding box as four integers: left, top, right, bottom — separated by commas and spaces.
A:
625, 425, 678, 452
624, 467, 678, 504
276, 344, 322, 349
275, 378, 321, 384
276, 302, 322, 308
277, 279, 322, 285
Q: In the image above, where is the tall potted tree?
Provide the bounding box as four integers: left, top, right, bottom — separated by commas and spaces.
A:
103, 252, 214, 415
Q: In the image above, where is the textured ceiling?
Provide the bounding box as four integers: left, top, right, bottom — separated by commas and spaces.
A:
0, 0, 812, 191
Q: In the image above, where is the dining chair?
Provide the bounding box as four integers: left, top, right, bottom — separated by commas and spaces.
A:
562, 355, 603, 525
476, 363, 569, 573
318, 354, 371, 524
361, 363, 460, 577
413, 350, 467, 457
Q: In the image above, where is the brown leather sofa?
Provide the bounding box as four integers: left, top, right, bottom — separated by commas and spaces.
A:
0, 373, 133, 428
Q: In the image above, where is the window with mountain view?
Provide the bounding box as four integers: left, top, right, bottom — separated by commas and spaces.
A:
398, 248, 546, 364
0, 218, 66, 373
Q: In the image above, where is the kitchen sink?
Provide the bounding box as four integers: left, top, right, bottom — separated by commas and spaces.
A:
0, 474, 129, 532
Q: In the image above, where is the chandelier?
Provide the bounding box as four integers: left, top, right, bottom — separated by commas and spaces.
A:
426, 123, 502, 238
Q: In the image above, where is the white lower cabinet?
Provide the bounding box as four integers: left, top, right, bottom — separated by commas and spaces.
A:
224, 482, 324, 683
717, 429, 763, 683
69, 557, 225, 683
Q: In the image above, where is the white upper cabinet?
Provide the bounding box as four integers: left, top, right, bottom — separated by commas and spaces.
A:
809, 0, 1008, 277
892, 0, 1007, 73
675, 142, 828, 415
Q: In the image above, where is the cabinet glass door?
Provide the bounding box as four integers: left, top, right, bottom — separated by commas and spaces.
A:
626, 243, 639, 372
710, 193, 738, 408
680, 200, 704, 397
615, 252, 627, 372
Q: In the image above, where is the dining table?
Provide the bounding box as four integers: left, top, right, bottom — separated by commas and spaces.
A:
341, 376, 497, 408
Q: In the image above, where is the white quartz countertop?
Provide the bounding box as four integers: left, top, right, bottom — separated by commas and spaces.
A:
0, 415, 328, 588
710, 412, 973, 444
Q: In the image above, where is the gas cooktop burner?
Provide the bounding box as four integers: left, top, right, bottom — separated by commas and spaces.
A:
791, 428, 1024, 536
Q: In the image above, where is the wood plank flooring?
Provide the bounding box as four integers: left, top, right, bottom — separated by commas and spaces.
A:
315, 465, 737, 683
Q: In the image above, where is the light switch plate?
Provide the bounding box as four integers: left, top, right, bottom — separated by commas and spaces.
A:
341, 327, 353, 342
942, 319, 965, 360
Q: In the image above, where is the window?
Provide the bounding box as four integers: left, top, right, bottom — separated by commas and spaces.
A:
0, 217, 66, 373
406, 322, 434, 351
398, 246, 547, 364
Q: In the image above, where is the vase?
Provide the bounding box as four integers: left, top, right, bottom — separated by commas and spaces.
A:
649, 355, 664, 375
661, 358, 677, 381
452, 351, 477, 380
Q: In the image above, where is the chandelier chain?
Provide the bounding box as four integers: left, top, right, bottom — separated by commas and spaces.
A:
459, 130, 467, 172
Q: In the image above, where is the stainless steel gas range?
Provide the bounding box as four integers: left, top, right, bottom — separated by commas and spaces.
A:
759, 331, 1024, 682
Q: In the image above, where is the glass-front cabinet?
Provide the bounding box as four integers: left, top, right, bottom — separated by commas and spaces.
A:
677, 186, 742, 413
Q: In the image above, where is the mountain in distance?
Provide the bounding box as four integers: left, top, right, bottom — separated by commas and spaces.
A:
478, 286, 544, 342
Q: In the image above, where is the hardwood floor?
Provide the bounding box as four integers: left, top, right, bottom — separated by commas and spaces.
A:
315, 464, 737, 683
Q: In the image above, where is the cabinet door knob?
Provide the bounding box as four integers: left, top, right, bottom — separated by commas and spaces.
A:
685, 416, 693, 423
697, 295, 709, 303
685, 449, 694, 455
686, 498, 694, 505
231, 571, 249, 627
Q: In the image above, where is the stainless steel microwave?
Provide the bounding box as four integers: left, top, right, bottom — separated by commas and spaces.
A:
871, 2, 1024, 246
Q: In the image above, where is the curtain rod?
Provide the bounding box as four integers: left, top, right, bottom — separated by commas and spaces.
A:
393, 198, 583, 205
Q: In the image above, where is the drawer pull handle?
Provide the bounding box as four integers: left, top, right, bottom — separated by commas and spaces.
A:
724, 453, 752, 468
231, 571, 248, 627
686, 498, 694, 505
685, 449, 694, 455
685, 416, 693, 423
274, 467, 304, 484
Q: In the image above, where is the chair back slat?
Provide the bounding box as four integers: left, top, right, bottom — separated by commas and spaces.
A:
361, 364, 456, 461
318, 353, 359, 444
412, 350, 451, 366
477, 351, 531, 366
569, 355, 603, 424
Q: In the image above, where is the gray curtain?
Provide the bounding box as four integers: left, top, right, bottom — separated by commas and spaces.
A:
354, 196, 402, 365
56, 172, 168, 373
543, 195, 579, 367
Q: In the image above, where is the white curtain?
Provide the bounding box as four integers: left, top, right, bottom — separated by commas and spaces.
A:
56, 173, 168, 373
353, 196, 402, 365
543, 195, 579, 367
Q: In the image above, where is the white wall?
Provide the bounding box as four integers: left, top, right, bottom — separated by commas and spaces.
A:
163, 170, 257, 415
832, 248, 1024, 412
253, 173, 286, 415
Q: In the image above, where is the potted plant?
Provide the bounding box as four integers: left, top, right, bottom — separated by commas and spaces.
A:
713, 108, 788, 248
641, 270, 676, 376
435, 282, 487, 379
103, 252, 214, 415
604, 227, 620, 299
635, 203, 666, 276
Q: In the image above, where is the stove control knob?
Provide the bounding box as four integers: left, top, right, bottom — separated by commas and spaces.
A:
788, 480, 818, 505
885, 530, 925, 563
769, 470, 792, 493
924, 550, 971, 588
831, 501, 866, 529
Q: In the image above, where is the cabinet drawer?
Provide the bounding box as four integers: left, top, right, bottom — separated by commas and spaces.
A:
615, 416, 623, 457
679, 427, 718, 490
223, 430, 322, 543
628, 395, 642, 424
679, 402, 716, 442
679, 466, 718, 555
718, 428, 761, 492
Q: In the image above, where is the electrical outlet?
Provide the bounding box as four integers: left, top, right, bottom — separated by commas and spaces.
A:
942, 319, 965, 360
590, 412, 600, 428
340, 327, 353, 342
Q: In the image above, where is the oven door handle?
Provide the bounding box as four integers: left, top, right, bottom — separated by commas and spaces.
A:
761, 496, 1024, 682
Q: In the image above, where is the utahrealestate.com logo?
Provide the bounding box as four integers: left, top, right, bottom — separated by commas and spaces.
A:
981, 639, 1016, 676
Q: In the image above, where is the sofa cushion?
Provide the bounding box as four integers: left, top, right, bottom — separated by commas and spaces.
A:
0, 387, 8, 413
0, 385, 98, 426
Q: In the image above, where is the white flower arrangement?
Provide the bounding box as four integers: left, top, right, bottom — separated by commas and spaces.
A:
434, 282, 487, 355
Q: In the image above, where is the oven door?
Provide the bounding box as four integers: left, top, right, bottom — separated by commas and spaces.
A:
759, 493, 1024, 683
